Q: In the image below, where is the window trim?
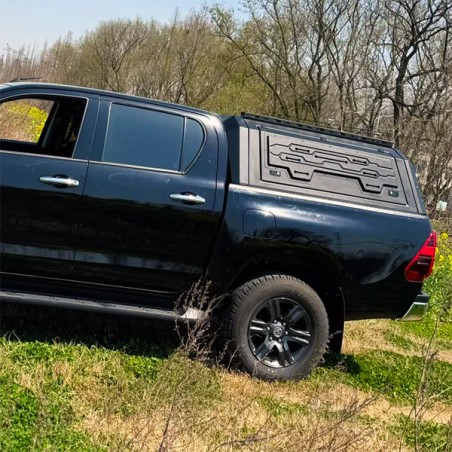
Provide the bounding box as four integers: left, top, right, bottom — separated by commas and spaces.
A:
38, 100, 60, 147
0, 149, 88, 163
88, 159, 182, 174
180, 116, 207, 173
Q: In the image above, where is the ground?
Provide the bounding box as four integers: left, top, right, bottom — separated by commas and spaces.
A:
0, 303, 450, 451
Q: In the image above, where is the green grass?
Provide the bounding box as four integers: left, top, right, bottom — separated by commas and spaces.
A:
315, 350, 452, 404
0, 303, 450, 450
396, 316, 452, 347
259, 396, 309, 418
0, 313, 221, 450
0, 338, 165, 384
0, 341, 219, 449
386, 330, 417, 350
0, 309, 173, 449
0, 374, 100, 451
391, 415, 452, 452
350, 351, 451, 404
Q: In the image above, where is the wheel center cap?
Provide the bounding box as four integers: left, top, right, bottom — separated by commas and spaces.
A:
273, 326, 283, 338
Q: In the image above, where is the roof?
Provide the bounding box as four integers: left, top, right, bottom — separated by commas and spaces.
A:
0, 82, 214, 117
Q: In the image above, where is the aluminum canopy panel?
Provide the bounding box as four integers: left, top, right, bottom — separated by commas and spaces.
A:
260, 132, 407, 207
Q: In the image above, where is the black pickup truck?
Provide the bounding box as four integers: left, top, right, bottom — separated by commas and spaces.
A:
0, 83, 436, 380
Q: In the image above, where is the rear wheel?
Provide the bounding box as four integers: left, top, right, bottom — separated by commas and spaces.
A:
226, 275, 329, 380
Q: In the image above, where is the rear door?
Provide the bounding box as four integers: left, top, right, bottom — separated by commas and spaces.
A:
0, 88, 99, 284
73, 98, 222, 304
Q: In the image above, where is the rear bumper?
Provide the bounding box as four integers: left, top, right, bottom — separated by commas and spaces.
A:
398, 292, 429, 321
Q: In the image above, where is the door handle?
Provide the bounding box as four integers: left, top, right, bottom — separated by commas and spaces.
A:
169, 192, 206, 205
39, 176, 80, 187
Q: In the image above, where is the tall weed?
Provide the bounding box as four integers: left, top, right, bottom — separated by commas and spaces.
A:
424, 232, 452, 321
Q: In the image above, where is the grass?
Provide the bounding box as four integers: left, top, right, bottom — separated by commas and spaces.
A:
0, 370, 99, 451
258, 396, 309, 418
391, 415, 452, 452
313, 350, 452, 405
396, 317, 452, 346
0, 301, 450, 450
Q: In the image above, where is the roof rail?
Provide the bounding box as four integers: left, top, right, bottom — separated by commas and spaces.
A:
241, 112, 394, 148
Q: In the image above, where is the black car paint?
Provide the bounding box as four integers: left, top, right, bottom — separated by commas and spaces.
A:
205, 185, 428, 319
71, 98, 225, 300
0, 83, 431, 320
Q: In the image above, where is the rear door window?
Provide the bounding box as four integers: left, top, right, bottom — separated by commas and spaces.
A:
103, 104, 184, 171
102, 103, 205, 172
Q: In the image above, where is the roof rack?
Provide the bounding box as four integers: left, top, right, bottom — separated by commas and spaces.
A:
241, 112, 394, 148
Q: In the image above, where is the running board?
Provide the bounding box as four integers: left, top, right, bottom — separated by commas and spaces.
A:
0, 290, 204, 324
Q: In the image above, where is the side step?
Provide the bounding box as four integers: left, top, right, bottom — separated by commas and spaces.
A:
0, 290, 204, 324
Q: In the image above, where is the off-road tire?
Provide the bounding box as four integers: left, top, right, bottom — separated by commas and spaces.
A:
226, 275, 329, 381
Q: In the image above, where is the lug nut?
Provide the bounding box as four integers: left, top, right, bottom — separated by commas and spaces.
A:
278, 339, 282, 343
266, 327, 270, 331
285, 332, 288, 335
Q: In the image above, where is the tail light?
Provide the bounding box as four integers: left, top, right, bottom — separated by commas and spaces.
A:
404, 232, 437, 282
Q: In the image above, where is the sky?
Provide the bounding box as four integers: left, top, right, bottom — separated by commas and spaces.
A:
0, 0, 241, 56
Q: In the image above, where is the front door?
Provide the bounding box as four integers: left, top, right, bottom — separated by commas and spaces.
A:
0, 89, 98, 286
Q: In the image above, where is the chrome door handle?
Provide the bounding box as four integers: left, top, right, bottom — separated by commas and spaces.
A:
39, 176, 80, 187
169, 192, 206, 205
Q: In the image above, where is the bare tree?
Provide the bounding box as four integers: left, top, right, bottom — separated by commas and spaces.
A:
79, 19, 150, 93
213, 0, 320, 121
0, 44, 43, 83
365, 0, 452, 146
131, 11, 230, 107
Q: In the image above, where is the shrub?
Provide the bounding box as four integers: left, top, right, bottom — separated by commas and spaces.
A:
423, 232, 452, 321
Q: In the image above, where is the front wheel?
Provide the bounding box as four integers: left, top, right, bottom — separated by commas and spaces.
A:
226, 275, 329, 381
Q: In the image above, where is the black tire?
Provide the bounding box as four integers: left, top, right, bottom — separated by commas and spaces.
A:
226, 275, 329, 381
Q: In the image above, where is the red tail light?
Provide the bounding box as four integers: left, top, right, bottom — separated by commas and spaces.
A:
404, 232, 437, 282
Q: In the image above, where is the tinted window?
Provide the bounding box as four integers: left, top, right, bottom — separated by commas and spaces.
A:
181, 118, 204, 171
103, 104, 184, 171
